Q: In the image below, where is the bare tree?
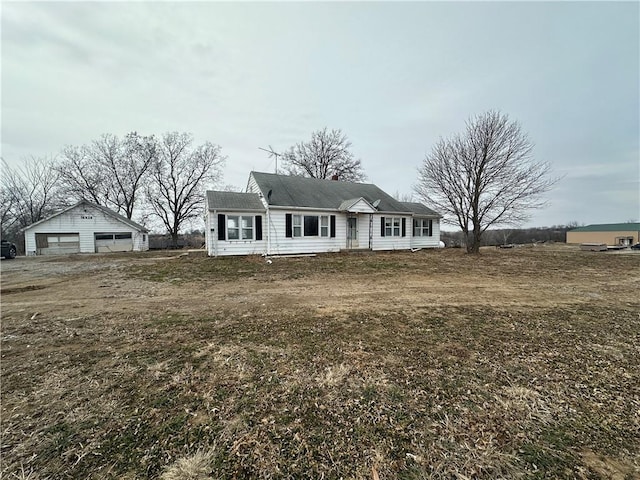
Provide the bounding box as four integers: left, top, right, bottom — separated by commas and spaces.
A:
393, 190, 414, 203
57, 132, 155, 219
146, 132, 224, 248
415, 111, 557, 254
57, 143, 112, 206
282, 128, 366, 182
1, 156, 62, 242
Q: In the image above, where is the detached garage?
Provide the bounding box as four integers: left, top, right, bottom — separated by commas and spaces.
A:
24, 200, 149, 255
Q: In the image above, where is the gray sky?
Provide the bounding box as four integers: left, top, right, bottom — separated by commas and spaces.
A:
2, 1, 639, 228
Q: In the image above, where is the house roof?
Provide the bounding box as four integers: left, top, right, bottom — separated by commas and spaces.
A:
569, 223, 640, 232
401, 202, 442, 218
206, 191, 265, 211
250, 171, 414, 214
23, 199, 149, 232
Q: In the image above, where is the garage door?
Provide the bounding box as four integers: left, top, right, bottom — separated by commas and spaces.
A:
95, 233, 133, 253
35, 233, 80, 255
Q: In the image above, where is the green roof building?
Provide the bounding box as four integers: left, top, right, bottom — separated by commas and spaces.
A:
566, 223, 640, 246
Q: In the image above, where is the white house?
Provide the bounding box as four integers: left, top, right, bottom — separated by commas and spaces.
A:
205, 172, 441, 256
23, 200, 149, 255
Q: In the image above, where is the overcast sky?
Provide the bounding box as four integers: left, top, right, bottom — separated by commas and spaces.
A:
2, 1, 638, 228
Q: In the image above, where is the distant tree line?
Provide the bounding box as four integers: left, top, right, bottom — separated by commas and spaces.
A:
441, 224, 580, 248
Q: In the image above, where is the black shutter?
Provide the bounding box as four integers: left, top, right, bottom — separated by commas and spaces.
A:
217, 214, 226, 241
285, 214, 292, 238
330, 215, 336, 238
428, 219, 433, 237
255, 215, 263, 241
402, 218, 406, 237
380, 217, 385, 237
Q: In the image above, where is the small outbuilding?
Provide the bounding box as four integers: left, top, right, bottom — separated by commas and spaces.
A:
23, 200, 149, 255
566, 223, 640, 247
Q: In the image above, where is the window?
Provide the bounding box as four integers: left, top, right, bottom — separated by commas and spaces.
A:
293, 215, 302, 237
413, 219, 432, 237
304, 216, 319, 236
385, 218, 393, 237
115, 233, 132, 240
227, 216, 254, 240
320, 216, 329, 237
227, 216, 240, 240
382, 217, 405, 237
393, 218, 401, 237
219, 214, 261, 241
95, 234, 113, 241
287, 214, 335, 238
241, 216, 253, 240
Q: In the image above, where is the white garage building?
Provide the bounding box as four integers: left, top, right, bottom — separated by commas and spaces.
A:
23, 200, 149, 255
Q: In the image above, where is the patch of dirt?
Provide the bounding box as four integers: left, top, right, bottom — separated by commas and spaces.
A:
1, 246, 639, 479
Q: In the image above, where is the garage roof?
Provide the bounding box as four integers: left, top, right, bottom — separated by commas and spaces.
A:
22, 200, 149, 232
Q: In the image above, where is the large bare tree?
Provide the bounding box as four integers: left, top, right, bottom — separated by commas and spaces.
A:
146, 132, 224, 247
282, 128, 366, 182
56, 132, 156, 219
415, 111, 556, 254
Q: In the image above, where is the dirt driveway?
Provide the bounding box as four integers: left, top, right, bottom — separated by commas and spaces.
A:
3, 247, 637, 322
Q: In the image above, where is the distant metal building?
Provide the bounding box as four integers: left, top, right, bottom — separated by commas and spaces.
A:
566, 223, 640, 247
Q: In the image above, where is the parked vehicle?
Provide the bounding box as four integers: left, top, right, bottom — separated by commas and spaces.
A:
1, 239, 17, 259
631, 243, 640, 250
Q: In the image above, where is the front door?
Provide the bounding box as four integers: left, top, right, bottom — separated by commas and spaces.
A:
347, 217, 359, 249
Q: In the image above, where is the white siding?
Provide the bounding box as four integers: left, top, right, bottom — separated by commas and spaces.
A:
24, 204, 148, 255
410, 218, 441, 249
370, 214, 413, 251
346, 199, 376, 213
207, 210, 267, 256
247, 174, 261, 195
266, 209, 346, 255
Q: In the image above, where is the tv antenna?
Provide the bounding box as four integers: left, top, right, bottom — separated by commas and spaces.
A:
258, 146, 281, 174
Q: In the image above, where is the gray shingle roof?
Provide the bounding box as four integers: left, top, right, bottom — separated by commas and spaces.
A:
206, 191, 265, 211
23, 199, 149, 232
401, 202, 441, 217
251, 172, 412, 213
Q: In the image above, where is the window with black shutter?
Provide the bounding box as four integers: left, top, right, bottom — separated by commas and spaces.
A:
255, 215, 263, 241
217, 214, 225, 240
285, 214, 292, 238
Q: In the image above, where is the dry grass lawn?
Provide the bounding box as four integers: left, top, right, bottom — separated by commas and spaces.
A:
1, 245, 639, 479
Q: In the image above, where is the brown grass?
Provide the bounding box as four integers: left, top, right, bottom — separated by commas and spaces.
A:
1, 246, 639, 479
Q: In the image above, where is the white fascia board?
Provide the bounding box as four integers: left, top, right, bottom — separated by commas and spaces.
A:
266, 205, 339, 213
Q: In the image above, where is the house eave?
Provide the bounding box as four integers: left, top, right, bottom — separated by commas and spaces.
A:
208, 207, 266, 213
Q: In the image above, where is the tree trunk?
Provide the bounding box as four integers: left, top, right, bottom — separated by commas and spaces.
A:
466, 226, 482, 254
171, 231, 179, 249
